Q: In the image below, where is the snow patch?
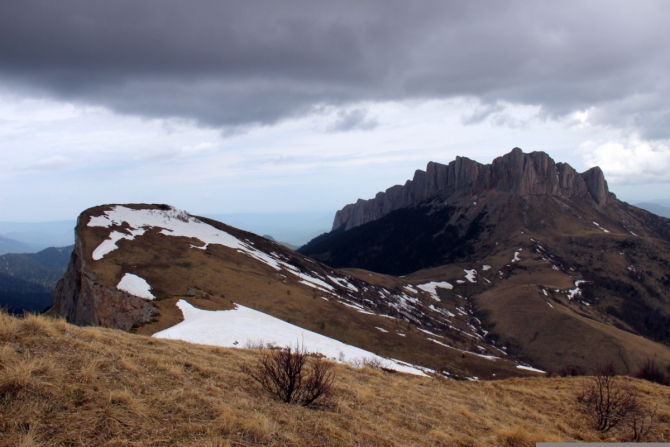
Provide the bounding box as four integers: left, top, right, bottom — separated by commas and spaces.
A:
117, 273, 155, 300
416, 281, 453, 301
482, 265, 491, 271
92, 229, 146, 260
516, 364, 546, 373
464, 269, 477, 283
567, 280, 587, 300
403, 285, 418, 294
430, 304, 455, 317
511, 252, 520, 262
592, 221, 610, 233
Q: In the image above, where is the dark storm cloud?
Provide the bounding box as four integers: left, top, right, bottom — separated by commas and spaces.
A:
1, 1, 669, 136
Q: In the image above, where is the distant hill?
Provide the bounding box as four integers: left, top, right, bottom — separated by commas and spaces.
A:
0, 245, 73, 314
0, 219, 75, 254
0, 235, 40, 255
635, 202, 670, 219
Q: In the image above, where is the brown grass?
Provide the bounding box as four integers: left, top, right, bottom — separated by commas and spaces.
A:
1, 311, 668, 446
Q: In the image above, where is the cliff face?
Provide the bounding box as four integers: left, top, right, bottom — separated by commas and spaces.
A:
50, 216, 156, 330
332, 148, 610, 231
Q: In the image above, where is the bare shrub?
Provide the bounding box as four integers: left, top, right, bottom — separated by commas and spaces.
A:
557, 364, 585, 377
241, 343, 335, 407
362, 357, 387, 370
577, 365, 657, 440
578, 366, 636, 433
627, 404, 657, 441
635, 358, 669, 386
244, 339, 271, 350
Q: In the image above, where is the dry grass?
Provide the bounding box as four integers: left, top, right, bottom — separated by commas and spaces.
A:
1, 311, 668, 446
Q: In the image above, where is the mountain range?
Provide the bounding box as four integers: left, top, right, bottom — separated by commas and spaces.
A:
43, 147, 670, 380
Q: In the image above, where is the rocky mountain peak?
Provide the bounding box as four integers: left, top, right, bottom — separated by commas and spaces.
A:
332, 148, 610, 231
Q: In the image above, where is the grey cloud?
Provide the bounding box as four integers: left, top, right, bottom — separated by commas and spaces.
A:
2, 1, 670, 136
461, 103, 506, 126
328, 108, 379, 132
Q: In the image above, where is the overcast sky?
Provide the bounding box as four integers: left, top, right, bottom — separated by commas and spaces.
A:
2, 1, 670, 222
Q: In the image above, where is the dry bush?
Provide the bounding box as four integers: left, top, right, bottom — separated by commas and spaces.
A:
577, 365, 657, 440
557, 365, 586, 377
635, 358, 669, 386
362, 356, 387, 370
241, 343, 336, 407
578, 371, 637, 432
627, 403, 657, 441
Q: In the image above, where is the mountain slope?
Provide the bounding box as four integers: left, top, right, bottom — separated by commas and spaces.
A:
300, 148, 670, 374
4, 312, 669, 445
49, 204, 539, 379
0, 245, 73, 314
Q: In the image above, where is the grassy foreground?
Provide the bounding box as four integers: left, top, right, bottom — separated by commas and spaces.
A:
1, 312, 669, 446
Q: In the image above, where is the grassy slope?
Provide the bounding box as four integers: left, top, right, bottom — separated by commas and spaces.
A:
2, 312, 669, 446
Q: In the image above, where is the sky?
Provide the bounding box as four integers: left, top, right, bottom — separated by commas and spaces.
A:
2, 1, 670, 222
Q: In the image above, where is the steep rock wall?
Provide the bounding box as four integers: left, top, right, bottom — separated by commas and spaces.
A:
332, 148, 610, 231
50, 218, 156, 330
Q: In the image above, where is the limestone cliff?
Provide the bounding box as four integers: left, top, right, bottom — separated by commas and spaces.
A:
332, 148, 611, 231
49, 215, 156, 330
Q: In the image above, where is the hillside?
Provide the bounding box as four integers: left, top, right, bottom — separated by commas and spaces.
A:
300, 148, 670, 375
2, 311, 669, 446
636, 202, 670, 219
0, 246, 73, 314
0, 235, 38, 256
49, 204, 539, 379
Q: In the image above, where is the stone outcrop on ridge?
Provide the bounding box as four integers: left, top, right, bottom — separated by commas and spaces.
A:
332, 148, 611, 231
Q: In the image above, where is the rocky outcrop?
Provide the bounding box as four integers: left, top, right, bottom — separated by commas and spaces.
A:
332, 148, 610, 231
50, 219, 156, 330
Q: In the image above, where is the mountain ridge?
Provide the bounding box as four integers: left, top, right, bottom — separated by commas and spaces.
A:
300, 148, 670, 374
333, 147, 610, 232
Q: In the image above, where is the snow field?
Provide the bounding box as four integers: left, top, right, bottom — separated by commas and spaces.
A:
154, 300, 428, 376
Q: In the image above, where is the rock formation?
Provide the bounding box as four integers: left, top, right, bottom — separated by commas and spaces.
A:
332, 148, 611, 231
49, 216, 156, 330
